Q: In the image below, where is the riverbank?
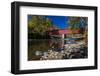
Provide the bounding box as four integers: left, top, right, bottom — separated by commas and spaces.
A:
40, 40, 87, 60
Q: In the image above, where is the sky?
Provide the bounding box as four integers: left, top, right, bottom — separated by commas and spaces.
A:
46, 16, 69, 29
28, 15, 69, 29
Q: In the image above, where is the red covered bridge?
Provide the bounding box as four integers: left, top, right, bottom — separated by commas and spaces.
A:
48, 29, 80, 35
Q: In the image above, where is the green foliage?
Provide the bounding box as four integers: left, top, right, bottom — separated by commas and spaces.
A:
28, 15, 52, 39
68, 17, 88, 31
68, 17, 80, 30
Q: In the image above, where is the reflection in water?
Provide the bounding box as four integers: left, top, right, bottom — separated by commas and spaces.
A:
28, 39, 63, 60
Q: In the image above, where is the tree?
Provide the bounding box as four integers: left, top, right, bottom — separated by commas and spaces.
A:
67, 17, 88, 34
28, 15, 52, 39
